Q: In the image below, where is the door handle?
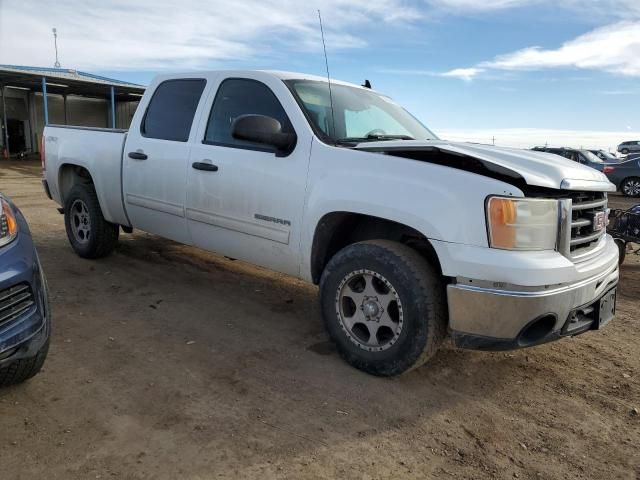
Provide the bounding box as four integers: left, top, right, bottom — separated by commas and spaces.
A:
128, 151, 148, 160
192, 161, 219, 172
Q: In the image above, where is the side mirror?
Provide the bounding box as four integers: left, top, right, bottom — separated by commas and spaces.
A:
231, 114, 296, 154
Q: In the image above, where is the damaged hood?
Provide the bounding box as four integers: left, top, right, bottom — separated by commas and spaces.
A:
355, 140, 616, 192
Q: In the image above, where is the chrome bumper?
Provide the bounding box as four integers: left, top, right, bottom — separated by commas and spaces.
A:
447, 261, 619, 350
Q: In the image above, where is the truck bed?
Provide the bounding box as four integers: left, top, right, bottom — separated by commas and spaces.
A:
42, 124, 130, 226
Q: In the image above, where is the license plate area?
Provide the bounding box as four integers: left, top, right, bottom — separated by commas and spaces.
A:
596, 288, 616, 329
563, 287, 617, 335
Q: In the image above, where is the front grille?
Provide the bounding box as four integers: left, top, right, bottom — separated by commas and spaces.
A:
568, 191, 607, 258
0, 283, 35, 329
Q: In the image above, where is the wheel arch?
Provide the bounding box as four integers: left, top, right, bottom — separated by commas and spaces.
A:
309, 211, 443, 285
58, 163, 95, 205
57, 162, 129, 226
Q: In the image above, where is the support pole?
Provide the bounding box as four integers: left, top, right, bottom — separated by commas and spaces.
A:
26, 91, 34, 152
1, 85, 9, 158
110, 86, 116, 128
41, 77, 49, 126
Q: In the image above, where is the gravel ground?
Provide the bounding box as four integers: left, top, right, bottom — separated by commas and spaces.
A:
0, 160, 638, 480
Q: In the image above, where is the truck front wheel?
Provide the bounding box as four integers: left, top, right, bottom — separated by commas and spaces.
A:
319, 240, 447, 376
64, 184, 119, 258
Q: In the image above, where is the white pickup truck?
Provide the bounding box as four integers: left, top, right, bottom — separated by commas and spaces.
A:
42, 70, 619, 376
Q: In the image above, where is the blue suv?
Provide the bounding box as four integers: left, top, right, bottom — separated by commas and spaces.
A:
0, 194, 50, 387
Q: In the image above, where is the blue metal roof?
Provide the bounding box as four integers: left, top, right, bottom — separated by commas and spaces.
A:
0, 64, 144, 89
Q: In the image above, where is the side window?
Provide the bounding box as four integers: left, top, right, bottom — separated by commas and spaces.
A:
204, 79, 294, 150
142, 79, 206, 142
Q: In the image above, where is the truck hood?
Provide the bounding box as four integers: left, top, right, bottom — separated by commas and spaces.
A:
355, 140, 616, 192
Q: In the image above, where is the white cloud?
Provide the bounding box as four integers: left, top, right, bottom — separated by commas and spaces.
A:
428, 0, 640, 17
0, 0, 420, 71
484, 21, 640, 75
437, 127, 638, 151
440, 67, 485, 81
442, 20, 640, 80
426, 0, 535, 11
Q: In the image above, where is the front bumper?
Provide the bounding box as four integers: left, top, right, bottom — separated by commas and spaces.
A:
447, 247, 619, 351
0, 207, 50, 368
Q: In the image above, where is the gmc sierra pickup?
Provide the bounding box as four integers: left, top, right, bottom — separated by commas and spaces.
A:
42, 71, 619, 376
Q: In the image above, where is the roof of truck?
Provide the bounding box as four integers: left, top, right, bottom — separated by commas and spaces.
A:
159, 70, 373, 91
263, 70, 369, 89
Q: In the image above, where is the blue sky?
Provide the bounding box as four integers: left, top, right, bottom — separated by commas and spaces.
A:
2, 0, 639, 148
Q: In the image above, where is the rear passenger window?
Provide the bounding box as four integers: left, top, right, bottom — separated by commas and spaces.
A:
204, 78, 294, 150
142, 79, 206, 142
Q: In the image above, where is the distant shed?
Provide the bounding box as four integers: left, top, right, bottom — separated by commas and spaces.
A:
0, 65, 145, 157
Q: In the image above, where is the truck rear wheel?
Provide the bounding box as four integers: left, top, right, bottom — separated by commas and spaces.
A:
319, 240, 447, 376
64, 184, 119, 258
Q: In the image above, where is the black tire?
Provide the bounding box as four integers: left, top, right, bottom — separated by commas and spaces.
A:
615, 239, 626, 265
64, 184, 119, 258
0, 338, 49, 387
621, 177, 640, 197
621, 148, 629, 155
319, 240, 447, 376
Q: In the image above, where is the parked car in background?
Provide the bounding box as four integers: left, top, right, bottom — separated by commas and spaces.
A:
42, 70, 619, 376
531, 147, 605, 171
617, 141, 640, 155
589, 149, 620, 163
603, 158, 640, 197
0, 194, 50, 387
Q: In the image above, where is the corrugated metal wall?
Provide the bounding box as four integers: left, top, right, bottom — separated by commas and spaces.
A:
2, 88, 140, 154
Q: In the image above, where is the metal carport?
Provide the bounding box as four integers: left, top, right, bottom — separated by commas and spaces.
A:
0, 65, 145, 158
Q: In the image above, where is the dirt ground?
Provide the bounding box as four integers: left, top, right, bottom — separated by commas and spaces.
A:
0, 159, 638, 480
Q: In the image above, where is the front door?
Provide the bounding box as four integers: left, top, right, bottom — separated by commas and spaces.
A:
186, 76, 311, 276
123, 78, 208, 244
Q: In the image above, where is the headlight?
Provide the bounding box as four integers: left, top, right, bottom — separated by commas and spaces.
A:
0, 197, 18, 248
486, 197, 558, 251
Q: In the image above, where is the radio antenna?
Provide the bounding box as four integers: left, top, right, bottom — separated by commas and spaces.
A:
317, 10, 337, 140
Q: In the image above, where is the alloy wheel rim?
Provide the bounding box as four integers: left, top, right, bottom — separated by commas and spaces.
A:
335, 269, 404, 352
70, 199, 91, 244
624, 180, 640, 196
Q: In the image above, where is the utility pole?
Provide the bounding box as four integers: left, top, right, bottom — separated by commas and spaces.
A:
52, 28, 61, 68
492, 136, 495, 146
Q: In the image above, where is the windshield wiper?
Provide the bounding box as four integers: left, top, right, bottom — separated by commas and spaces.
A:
366, 134, 415, 141
335, 134, 415, 145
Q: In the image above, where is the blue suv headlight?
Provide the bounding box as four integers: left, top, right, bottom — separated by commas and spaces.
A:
0, 197, 18, 248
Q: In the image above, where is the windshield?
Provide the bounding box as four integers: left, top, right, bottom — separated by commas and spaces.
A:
598, 150, 617, 161
284, 80, 438, 144
580, 150, 604, 163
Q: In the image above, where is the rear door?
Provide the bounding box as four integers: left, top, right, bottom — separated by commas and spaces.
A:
186, 75, 312, 276
123, 77, 208, 243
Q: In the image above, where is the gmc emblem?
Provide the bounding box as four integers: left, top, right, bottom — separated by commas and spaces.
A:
593, 211, 607, 231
